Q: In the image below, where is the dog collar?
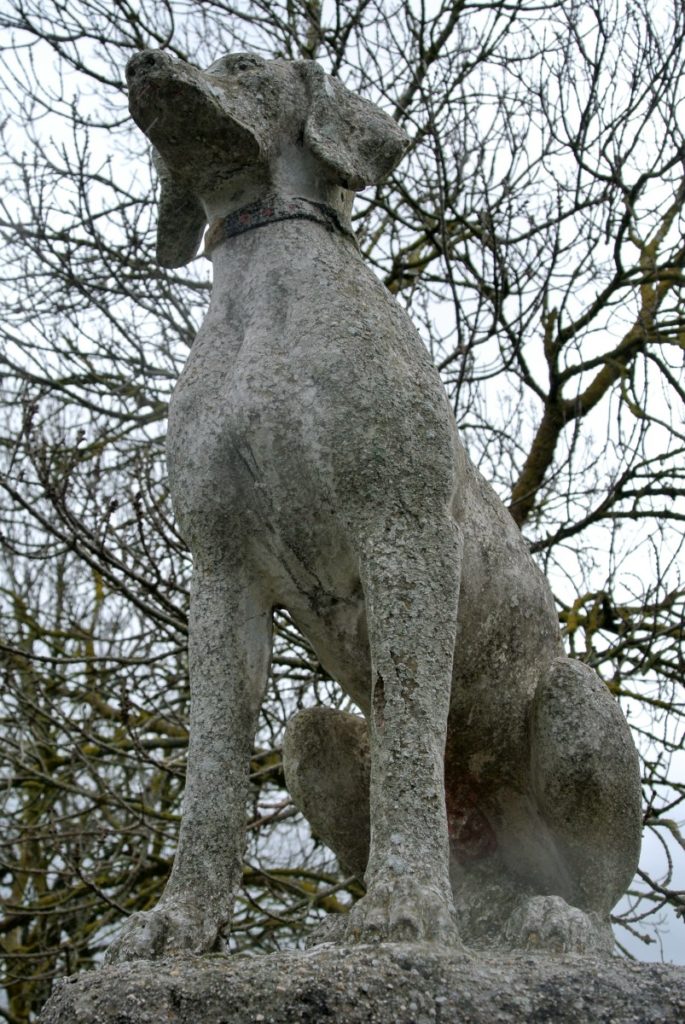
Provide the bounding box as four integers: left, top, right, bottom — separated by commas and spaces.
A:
203, 194, 356, 256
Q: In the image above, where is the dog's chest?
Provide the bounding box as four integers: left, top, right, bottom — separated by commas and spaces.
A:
166, 228, 462, 590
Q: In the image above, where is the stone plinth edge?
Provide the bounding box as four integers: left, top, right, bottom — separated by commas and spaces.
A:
38, 942, 685, 1024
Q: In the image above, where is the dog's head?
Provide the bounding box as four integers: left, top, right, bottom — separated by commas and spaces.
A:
126, 51, 409, 268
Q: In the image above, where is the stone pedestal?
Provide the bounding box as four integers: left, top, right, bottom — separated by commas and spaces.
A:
39, 943, 685, 1024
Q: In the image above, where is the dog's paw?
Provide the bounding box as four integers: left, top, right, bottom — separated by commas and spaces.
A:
104, 901, 223, 963
503, 895, 613, 955
338, 877, 462, 946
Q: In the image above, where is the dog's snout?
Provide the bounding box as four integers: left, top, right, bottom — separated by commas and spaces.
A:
126, 50, 168, 80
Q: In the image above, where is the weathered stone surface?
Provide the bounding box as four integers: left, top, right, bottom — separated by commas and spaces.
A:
40, 944, 685, 1023
111, 47, 643, 962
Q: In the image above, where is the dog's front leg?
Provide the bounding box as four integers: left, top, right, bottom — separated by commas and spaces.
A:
106, 553, 272, 962
344, 514, 463, 946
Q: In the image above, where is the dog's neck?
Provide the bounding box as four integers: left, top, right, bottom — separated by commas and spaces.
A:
199, 145, 356, 259
203, 193, 356, 257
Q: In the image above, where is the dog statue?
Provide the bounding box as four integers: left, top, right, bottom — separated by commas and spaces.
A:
107, 49, 641, 961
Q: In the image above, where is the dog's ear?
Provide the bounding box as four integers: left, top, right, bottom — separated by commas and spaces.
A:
153, 149, 207, 269
298, 62, 409, 190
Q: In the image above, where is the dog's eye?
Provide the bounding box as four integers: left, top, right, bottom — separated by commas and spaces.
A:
234, 56, 260, 72
207, 55, 260, 75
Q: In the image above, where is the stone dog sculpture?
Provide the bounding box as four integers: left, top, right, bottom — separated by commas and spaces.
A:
108, 49, 642, 961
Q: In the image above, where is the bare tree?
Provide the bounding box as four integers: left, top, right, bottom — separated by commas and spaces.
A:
0, 0, 683, 1018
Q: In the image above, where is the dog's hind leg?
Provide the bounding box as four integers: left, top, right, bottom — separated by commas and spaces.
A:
502, 657, 642, 953
333, 513, 463, 945
106, 552, 272, 962
283, 706, 371, 880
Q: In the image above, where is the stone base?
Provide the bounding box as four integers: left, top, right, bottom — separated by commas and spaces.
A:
39, 943, 684, 1024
